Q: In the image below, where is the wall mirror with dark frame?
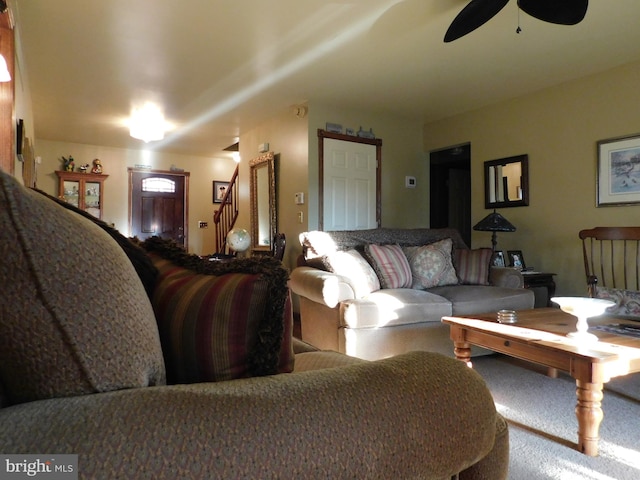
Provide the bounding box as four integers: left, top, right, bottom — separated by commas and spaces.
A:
484, 154, 529, 208
250, 152, 277, 253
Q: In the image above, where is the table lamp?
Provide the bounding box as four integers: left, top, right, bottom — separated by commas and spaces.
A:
473, 209, 516, 251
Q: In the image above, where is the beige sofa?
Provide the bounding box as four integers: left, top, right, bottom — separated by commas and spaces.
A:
290, 228, 534, 360
0, 170, 508, 479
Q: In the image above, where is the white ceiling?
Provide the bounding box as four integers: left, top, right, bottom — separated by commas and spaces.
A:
10, 0, 640, 159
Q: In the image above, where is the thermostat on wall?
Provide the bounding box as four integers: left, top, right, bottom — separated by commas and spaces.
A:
405, 176, 416, 188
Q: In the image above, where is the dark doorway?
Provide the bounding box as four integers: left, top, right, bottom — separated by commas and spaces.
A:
429, 144, 471, 246
129, 169, 189, 248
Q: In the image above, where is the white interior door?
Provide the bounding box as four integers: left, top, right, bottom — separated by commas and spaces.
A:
323, 138, 377, 231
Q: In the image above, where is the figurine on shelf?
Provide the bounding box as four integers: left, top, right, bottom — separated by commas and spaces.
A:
61, 155, 75, 172
79, 163, 89, 173
91, 158, 103, 174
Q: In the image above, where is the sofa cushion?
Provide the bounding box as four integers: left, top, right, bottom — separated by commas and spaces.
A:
323, 249, 380, 298
366, 243, 412, 289
403, 238, 458, 289
0, 169, 166, 405
341, 289, 452, 328
143, 238, 294, 383
454, 248, 492, 285
429, 285, 535, 315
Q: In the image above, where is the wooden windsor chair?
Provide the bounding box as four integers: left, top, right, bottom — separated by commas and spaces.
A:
579, 227, 640, 317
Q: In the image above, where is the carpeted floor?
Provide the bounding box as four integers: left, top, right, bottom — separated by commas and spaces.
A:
471, 354, 640, 480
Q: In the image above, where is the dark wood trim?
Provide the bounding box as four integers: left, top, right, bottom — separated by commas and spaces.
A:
127, 168, 190, 248
317, 129, 382, 230
0, 22, 14, 174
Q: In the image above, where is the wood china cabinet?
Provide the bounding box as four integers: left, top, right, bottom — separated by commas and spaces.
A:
56, 171, 108, 219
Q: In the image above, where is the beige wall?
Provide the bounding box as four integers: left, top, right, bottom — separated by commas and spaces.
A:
33, 140, 237, 255
30, 102, 426, 272
27, 58, 640, 298
239, 103, 427, 269
423, 60, 640, 297
307, 102, 428, 230
238, 106, 309, 268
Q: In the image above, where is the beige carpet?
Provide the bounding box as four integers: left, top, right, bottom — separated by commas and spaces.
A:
472, 354, 640, 480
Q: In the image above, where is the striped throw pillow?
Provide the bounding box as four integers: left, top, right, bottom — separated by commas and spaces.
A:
366, 243, 412, 289
454, 248, 493, 285
150, 255, 294, 384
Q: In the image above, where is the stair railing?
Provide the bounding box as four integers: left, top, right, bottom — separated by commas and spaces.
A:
213, 165, 239, 254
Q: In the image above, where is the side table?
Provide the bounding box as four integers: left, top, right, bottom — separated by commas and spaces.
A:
521, 272, 556, 307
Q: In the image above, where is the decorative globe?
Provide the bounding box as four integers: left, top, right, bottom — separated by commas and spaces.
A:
227, 228, 251, 252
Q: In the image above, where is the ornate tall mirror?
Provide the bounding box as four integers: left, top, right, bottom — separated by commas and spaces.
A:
250, 152, 276, 252
484, 154, 529, 208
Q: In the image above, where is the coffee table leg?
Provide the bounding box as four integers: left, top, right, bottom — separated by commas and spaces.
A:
575, 380, 604, 456
453, 341, 472, 367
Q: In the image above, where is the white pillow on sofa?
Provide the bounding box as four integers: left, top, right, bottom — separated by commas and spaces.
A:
323, 249, 381, 298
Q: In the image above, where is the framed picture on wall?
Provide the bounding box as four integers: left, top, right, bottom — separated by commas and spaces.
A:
213, 181, 229, 204
597, 133, 640, 206
507, 250, 526, 270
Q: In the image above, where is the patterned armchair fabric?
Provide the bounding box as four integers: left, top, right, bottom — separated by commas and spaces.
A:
0, 170, 508, 479
0, 351, 507, 479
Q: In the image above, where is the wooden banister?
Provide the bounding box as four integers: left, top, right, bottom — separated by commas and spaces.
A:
213, 165, 239, 254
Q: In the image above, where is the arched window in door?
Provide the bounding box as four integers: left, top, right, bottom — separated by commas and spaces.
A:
142, 177, 176, 193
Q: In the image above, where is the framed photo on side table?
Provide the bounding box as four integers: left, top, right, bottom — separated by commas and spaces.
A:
507, 250, 526, 270
492, 251, 506, 267
597, 133, 640, 206
213, 181, 229, 204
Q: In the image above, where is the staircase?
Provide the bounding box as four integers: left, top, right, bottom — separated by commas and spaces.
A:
213, 165, 239, 255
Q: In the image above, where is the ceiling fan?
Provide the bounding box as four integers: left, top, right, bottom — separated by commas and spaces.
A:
444, 0, 588, 42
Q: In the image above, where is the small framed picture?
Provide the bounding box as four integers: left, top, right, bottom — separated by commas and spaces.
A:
492, 251, 506, 268
213, 181, 229, 204
507, 250, 526, 270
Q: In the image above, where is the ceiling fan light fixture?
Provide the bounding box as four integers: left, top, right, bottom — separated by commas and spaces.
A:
445, 0, 588, 43
518, 0, 588, 25
129, 102, 166, 143
444, 0, 510, 42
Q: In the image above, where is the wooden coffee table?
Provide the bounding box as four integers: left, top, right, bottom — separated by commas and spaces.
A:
442, 308, 640, 456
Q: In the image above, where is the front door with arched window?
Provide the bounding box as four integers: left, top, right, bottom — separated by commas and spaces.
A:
129, 169, 188, 248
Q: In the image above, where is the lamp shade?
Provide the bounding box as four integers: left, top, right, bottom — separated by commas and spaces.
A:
473, 210, 516, 232
473, 209, 516, 251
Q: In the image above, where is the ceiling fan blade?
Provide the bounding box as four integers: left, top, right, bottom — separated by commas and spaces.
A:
518, 0, 588, 25
444, 0, 510, 42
